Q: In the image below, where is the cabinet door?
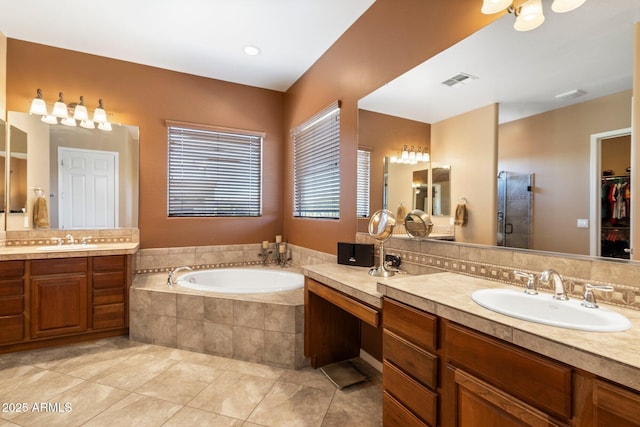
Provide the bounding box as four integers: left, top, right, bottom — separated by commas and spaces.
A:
31, 274, 88, 338
593, 379, 640, 427
452, 368, 568, 427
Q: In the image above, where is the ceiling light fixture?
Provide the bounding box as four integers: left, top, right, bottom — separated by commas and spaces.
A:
28, 89, 112, 131
481, 0, 586, 31
243, 45, 261, 56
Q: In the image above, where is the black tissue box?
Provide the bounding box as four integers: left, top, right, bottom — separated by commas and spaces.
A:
337, 242, 374, 267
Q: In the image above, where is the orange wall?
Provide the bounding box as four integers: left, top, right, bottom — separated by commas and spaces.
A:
499, 90, 632, 255
357, 109, 430, 233
283, 0, 498, 254
6, 39, 284, 248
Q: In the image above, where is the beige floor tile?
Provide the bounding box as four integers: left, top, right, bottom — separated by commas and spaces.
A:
0, 370, 84, 415
278, 366, 336, 392
0, 420, 21, 426
163, 406, 244, 427
321, 380, 383, 427
247, 380, 334, 427
226, 359, 284, 380
51, 347, 139, 380
91, 353, 177, 391
82, 393, 182, 427
135, 362, 223, 404
8, 381, 129, 427
188, 370, 276, 419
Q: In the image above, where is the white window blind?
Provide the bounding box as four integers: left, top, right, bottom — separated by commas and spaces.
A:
167, 123, 263, 217
292, 101, 341, 218
357, 149, 371, 218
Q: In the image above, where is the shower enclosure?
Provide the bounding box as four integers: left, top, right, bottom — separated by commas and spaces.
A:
497, 171, 534, 249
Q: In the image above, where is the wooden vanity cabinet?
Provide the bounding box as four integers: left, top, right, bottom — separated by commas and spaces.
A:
0, 254, 131, 353
0, 261, 26, 344
30, 258, 88, 338
443, 322, 572, 427
382, 296, 640, 427
91, 255, 128, 330
382, 298, 439, 427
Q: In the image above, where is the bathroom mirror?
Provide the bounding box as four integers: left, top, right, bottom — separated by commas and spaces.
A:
0, 118, 5, 225
6, 111, 139, 230
359, 1, 639, 258
431, 167, 450, 217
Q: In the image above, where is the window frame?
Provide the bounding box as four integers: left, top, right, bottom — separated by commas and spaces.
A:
166, 121, 264, 218
292, 101, 341, 219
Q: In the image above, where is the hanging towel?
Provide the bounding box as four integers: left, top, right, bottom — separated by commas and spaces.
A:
454, 203, 467, 226
33, 196, 50, 229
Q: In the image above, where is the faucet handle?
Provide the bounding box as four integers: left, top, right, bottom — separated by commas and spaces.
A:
81, 236, 92, 245
514, 270, 538, 295
581, 284, 614, 309
51, 237, 63, 246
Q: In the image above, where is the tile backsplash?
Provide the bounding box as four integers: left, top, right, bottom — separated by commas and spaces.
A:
356, 233, 640, 311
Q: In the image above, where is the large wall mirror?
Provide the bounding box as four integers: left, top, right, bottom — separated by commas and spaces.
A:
359, 1, 639, 259
6, 111, 139, 231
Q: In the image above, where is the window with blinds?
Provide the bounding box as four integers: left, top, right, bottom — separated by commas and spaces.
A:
292, 101, 341, 219
167, 122, 263, 217
357, 149, 371, 218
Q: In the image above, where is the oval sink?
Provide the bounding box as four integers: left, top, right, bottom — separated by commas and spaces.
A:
471, 288, 631, 332
36, 244, 99, 252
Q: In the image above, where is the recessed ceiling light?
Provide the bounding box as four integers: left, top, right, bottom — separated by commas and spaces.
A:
243, 45, 261, 56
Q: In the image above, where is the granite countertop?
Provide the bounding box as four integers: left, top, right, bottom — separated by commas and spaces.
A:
0, 242, 140, 260
302, 263, 640, 392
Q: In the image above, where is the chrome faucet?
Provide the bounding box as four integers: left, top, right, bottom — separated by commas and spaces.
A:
581, 284, 614, 309
514, 271, 538, 295
66, 233, 75, 245
167, 266, 193, 287
539, 269, 569, 300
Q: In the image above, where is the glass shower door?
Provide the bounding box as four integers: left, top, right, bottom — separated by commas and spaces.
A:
497, 171, 533, 249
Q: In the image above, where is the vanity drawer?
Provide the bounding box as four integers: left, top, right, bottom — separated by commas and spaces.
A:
93, 303, 125, 329
445, 322, 572, 420
31, 258, 87, 275
93, 271, 125, 290
0, 280, 24, 297
383, 297, 437, 350
383, 361, 438, 426
383, 391, 428, 427
383, 329, 438, 390
0, 315, 24, 343
92, 255, 126, 272
0, 296, 23, 316
0, 261, 25, 278
93, 288, 125, 305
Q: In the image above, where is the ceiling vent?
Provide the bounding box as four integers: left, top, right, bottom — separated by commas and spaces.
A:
441, 72, 478, 88
555, 89, 586, 100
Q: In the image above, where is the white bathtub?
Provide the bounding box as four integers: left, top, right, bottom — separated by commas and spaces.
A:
177, 268, 304, 294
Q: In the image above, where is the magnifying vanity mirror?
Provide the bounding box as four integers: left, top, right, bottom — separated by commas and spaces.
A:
5, 111, 139, 231
359, 0, 639, 260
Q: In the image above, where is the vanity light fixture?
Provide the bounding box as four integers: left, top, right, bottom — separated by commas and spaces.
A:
481, 0, 586, 31
27, 89, 112, 131
390, 145, 430, 164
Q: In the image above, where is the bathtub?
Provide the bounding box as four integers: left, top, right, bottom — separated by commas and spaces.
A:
177, 268, 304, 294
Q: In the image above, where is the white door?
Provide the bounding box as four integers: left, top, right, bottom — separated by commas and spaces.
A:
59, 147, 119, 229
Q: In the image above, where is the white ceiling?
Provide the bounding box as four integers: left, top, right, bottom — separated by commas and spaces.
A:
0, 0, 375, 92
359, 0, 640, 124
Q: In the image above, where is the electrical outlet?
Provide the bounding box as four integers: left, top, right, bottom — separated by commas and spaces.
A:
577, 219, 589, 228
384, 254, 401, 268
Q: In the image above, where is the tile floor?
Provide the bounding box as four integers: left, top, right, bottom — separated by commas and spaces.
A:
0, 337, 382, 426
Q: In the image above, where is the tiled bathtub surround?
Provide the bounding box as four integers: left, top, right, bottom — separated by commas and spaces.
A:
135, 243, 336, 274
357, 233, 640, 311
131, 270, 306, 369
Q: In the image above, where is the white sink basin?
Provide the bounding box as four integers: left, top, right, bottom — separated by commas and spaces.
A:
36, 244, 99, 252
471, 288, 631, 332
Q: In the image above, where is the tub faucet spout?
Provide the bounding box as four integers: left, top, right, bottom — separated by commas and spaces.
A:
167, 266, 193, 287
